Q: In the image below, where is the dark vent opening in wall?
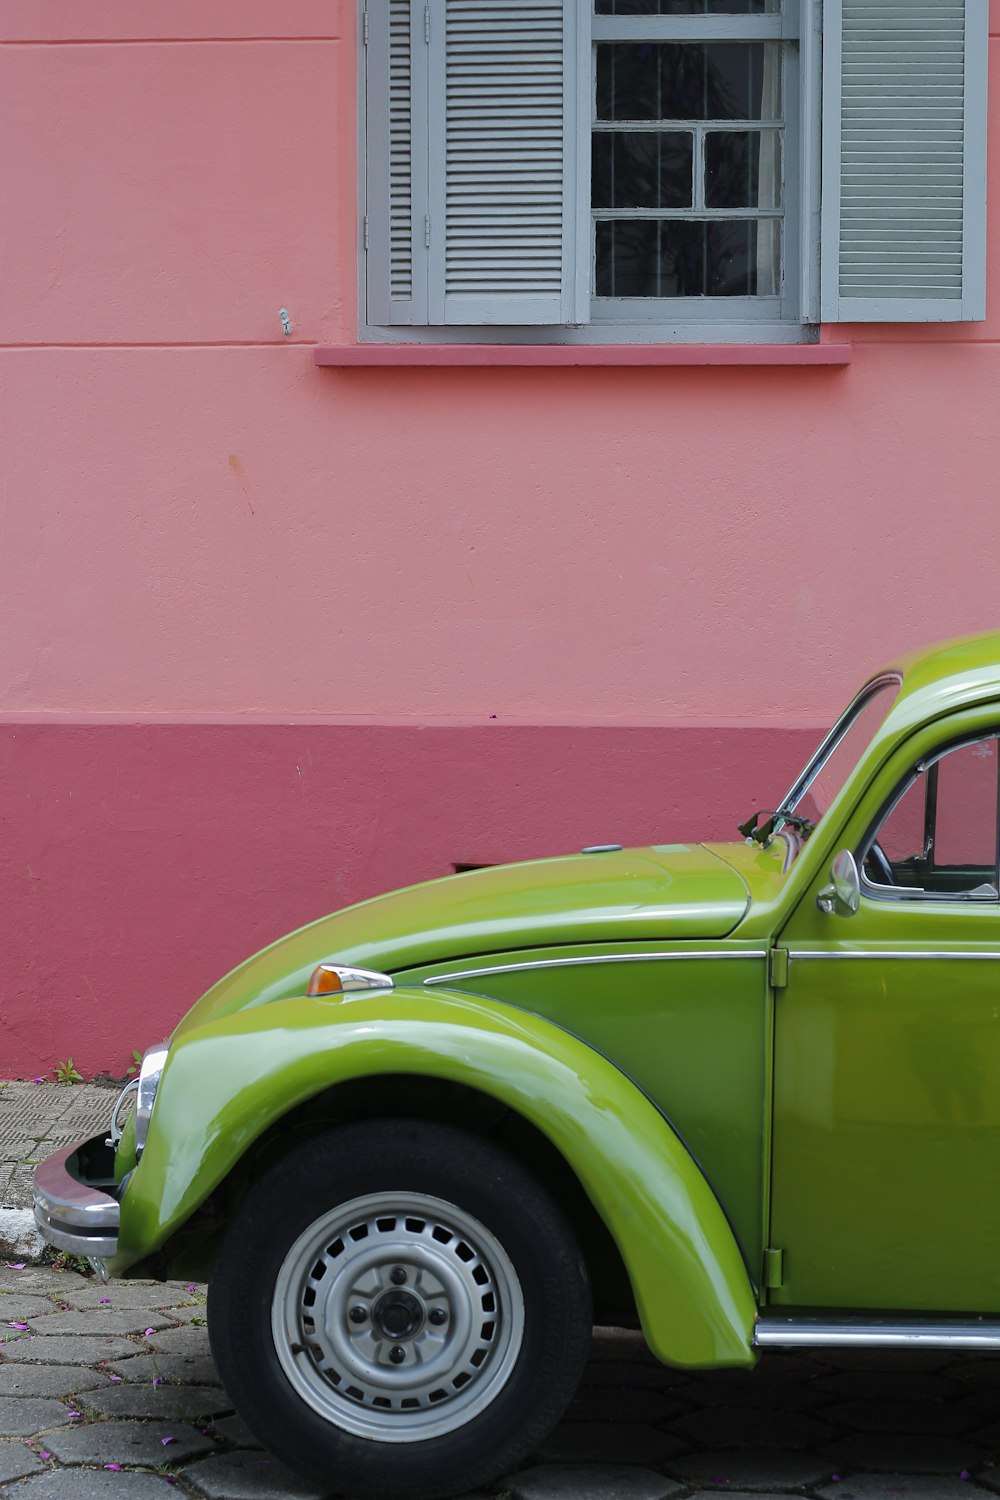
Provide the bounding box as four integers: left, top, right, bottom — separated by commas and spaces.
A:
452, 863, 496, 874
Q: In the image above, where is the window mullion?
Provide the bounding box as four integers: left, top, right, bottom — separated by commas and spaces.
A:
693, 124, 705, 213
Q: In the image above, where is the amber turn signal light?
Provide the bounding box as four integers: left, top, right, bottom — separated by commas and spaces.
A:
307, 965, 344, 997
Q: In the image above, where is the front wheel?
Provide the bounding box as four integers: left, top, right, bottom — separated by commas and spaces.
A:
208, 1119, 592, 1500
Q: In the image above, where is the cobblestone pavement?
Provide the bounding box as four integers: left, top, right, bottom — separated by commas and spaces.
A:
3, 1086, 1000, 1498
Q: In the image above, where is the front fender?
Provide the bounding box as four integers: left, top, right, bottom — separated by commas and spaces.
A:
114, 988, 757, 1368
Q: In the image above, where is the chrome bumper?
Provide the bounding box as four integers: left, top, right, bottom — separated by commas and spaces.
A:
33, 1135, 120, 1260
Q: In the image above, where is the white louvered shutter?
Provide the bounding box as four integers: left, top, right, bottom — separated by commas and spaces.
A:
821, 0, 988, 322
366, 0, 428, 324
366, 0, 589, 327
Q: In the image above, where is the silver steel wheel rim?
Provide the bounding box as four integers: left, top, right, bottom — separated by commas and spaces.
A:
271, 1190, 525, 1442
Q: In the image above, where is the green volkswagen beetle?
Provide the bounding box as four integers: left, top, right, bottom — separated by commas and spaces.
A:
34, 631, 1000, 1497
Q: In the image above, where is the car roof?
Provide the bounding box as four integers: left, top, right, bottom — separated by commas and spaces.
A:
872, 630, 1000, 740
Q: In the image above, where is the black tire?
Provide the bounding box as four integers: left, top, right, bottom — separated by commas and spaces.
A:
207, 1118, 592, 1500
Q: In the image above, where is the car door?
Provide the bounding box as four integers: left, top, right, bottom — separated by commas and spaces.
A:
769, 721, 1000, 1313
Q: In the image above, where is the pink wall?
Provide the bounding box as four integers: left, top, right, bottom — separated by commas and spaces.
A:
0, 721, 819, 1078
2, 4, 999, 1069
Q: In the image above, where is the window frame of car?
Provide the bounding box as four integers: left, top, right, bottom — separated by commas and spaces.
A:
857, 728, 1000, 905
357, 0, 988, 347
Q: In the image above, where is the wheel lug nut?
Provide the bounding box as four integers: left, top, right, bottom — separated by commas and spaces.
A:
390, 1266, 408, 1285
429, 1308, 447, 1326
389, 1345, 406, 1364
349, 1306, 368, 1324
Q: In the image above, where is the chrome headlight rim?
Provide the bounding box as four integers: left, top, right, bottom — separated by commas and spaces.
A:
134, 1042, 170, 1159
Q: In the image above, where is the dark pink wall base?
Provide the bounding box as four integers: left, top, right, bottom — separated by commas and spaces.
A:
0, 721, 820, 1076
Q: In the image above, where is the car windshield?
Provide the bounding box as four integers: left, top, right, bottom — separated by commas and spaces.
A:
778, 673, 901, 833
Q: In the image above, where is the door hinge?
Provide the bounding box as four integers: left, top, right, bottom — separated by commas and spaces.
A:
424, 4, 431, 43
362, 6, 369, 45
363, 215, 369, 252
769, 947, 788, 989
424, 213, 431, 248
763, 1246, 784, 1290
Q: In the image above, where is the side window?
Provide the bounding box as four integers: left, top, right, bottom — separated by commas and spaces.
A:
862, 737, 1000, 901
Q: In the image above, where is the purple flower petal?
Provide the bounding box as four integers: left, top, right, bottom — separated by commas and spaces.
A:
39, 1452, 51, 1461
32, 1077, 44, 1085
961, 1473, 972, 1482
5, 1263, 25, 1271
152, 1375, 164, 1388
109, 1374, 122, 1383
104, 1463, 122, 1471
161, 1435, 175, 1446
66, 1409, 81, 1418
99, 1298, 111, 1305
186, 1283, 197, 1294
9, 1323, 28, 1331
143, 1328, 155, 1337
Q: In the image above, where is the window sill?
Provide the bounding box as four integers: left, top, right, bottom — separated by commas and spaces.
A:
314, 343, 852, 367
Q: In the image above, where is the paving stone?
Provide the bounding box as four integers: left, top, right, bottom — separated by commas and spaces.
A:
950, 1360, 1000, 1391
685, 1494, 792, 1500
822, 1434, 986, 1474
180, 1449, 329, 1499
687, 1368, 829, 1409
0, 1267, 90, 1296
668, 1449, 835, 1489
63, 1281, 200, 1310
824, 1398, 977, 1436
535, 1422, 686, 1467
43, 1418, 214, 1467
106, 1351, 221, 1386
0, 1364, 108, 1398
817, 1477, 996, 1500
27, 1309, 175, 1336
212, 1414, 263, 1448
582, 1360, 691, 1393
823, 1351, 954, 1374
168, 1305, 209, 1326
814, 1370, 965, 1404
566, 1387, 682, 1425
0, 1395, 76, 1436
669, 1405, 834, 1450
0, 1439, 43, 1482
82, 1381, 232, 1421
750, 1352, 834, 1381
963, 1421, 1000, 1447
0, 1293, 65, 1321
589, 1330, 660, 1364
2, 1472, 179, 1499
508, 1463, 683, 1499
145, 1325, 212, 1358
0, 1333, 140, 1363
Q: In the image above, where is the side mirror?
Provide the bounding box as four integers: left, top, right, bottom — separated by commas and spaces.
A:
817, 849, 860, 917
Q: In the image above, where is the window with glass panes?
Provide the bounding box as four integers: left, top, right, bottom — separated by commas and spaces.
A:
360, 0, 987, 340
593, 1, 786, 303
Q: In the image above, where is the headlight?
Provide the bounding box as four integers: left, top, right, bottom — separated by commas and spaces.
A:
134, 1043, 170, 1159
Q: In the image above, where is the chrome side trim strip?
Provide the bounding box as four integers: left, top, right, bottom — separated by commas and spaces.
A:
755, 1316, 1000, 1351
789, 950, 1000, 962
424, 951, 767, 986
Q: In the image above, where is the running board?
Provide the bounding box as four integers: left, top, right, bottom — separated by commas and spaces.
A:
755, 1315, 1000, 1351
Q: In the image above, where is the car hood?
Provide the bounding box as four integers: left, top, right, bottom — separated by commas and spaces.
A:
171, 844, 749, 1040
